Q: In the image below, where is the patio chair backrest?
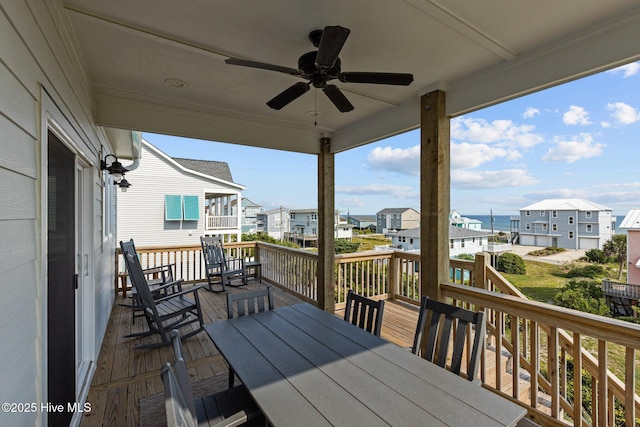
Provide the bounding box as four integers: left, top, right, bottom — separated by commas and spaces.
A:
412, 296, 485, 381
122, 251, 158, 319
343, 289, 385, 336
227, 287, 274, 319
201, 236, 228, 271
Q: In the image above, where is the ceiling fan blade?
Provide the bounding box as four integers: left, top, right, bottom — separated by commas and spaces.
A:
316, 26, 350, 71
225, 58, 299, 76
339, 72, 414, 86
323, 85, 354, 112
267, 82, 310, 110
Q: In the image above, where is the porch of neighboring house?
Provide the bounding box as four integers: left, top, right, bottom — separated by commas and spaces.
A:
79, 279, 420, 426
204, 192, 241, 236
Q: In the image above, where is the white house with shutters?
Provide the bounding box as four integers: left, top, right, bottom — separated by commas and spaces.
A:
117, 140, 245, 246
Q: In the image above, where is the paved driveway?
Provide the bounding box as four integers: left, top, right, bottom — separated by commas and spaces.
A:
509, 245, 586, 265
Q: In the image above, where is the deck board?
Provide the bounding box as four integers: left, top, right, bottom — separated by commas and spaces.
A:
80, 281, 418, 426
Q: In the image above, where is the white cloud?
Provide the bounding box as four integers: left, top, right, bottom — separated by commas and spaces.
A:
452, 169, 538, 189
607, 62, 640, 78
607, 102, 640, 125
523, 107, 540, 119
562, 105, 591, 126
366, 145, 420, 176
542, 133, 604, 163
450, 142, 508, 169
336, 184, 418, 199
452, 117, 543, 149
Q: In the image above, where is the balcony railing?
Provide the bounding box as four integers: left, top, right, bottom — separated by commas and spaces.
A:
116, 242, 640, 426
603, 279, 640, 300
206, 215, 238, 230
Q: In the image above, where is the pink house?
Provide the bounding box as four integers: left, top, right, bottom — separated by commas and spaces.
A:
620, 210, 640, 286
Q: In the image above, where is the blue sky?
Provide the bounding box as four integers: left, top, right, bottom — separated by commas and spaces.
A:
144, 61, 640, 217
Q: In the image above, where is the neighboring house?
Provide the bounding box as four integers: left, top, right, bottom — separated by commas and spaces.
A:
389, 226, 493, 257
287, 208, 353, 247
515, 198, 616, 250
231, 197, 263, 234
620, 209, 640, 286
118, 140, 245, 246
256, 207, 291, 240
347, 214, 377, 230
449, 210, 482, 230
376, 208, 420, 233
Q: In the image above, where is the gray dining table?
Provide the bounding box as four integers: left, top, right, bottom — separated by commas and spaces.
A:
204, 302, 526, 427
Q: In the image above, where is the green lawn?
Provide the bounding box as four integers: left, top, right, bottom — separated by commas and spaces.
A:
503, 258, 640, 398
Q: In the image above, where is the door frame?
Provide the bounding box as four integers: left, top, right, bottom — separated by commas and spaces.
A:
39, 88, 96, 425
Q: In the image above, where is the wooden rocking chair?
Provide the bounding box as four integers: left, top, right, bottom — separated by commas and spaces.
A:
200, 236, 247, 292
122, 250, 204, 349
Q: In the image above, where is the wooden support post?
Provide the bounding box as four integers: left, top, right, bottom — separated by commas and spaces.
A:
318, 137, 335, 312
474, 252, 489, 290
420, 90, 450, 302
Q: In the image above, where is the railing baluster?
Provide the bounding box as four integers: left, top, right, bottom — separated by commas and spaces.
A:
572, 332, 582, 427
598, 340, 608, 427
530, 320, 539, 409
548, 326, 559, 419
625, 347, 636, 426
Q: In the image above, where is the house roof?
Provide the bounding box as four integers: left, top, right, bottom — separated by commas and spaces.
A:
520, 198, 612, 212
349, 215, 376, 221
172, 158, 234, 182
620, 209, 640, 229
377, 208, 419, 215
393, 226, 492, 239
63, 1, 640, 158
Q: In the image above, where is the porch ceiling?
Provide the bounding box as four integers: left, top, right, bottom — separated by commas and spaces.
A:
63, 1, 640, 157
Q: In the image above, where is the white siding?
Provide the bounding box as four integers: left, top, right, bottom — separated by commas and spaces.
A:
117, 143, 241, 246
1, 1, 117, 424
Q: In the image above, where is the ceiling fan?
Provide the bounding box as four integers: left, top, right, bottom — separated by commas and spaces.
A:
225, 26, 414, 112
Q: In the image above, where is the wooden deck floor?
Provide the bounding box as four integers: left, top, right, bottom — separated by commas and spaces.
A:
80, 281, 419, 426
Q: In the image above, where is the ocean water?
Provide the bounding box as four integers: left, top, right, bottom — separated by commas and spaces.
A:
465, 215, 513, 232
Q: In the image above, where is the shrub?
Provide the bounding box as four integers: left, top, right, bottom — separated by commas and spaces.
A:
584, 248, 609, 264
497, 253, 526, 274
566, 264, 605, 278
553, 280, 610, 316
335, 240, 360, 254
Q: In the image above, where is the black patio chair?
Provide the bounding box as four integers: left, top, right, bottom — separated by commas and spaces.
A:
161, 330, 263, 427
343, 289, 385, 336
225, 287, 274, 387
122, 250, 204, 349
201, 236, 247, 292
411, 296, 485, 382
119, 239, 180, 323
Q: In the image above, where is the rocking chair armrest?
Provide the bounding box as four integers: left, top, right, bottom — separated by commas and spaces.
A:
154, 285, 201, 303
142, 263, 175, 274
151, 279, 184, 293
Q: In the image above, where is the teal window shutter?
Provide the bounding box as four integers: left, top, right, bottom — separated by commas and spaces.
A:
165, 195, 183, 220
183, 195, 200, 221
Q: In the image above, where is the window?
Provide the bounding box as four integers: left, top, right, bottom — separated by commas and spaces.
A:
542, 223, 548, 231
165, 195, 200, 221
552, 210, 557, 218
568, 231, 574, 239
540, 211, 545, 216
165, 195, 183, 221
526, 210, 530, 216
586, 211, 592, 218
450, 240, 454, 249
461, 239, 465, 248
552, 223, 557, 231
291, 214, 296, 219
526, 222, 531, 230
568, 216, 574, 225
586, 224, 592, 233
183, 195, 200, 220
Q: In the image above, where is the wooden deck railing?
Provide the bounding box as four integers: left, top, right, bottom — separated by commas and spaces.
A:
602, 279, 640, 300
116, 243, 640, 426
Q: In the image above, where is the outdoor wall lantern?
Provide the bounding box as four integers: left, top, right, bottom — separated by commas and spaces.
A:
101, 154, 128, 182
101, 154, 131, 191
117, 178, 132, 192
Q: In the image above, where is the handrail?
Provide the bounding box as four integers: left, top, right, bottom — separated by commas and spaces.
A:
114, 243, 640, 426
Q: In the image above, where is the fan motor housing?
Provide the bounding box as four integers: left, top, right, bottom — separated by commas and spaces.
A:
298, 51, 340, 84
